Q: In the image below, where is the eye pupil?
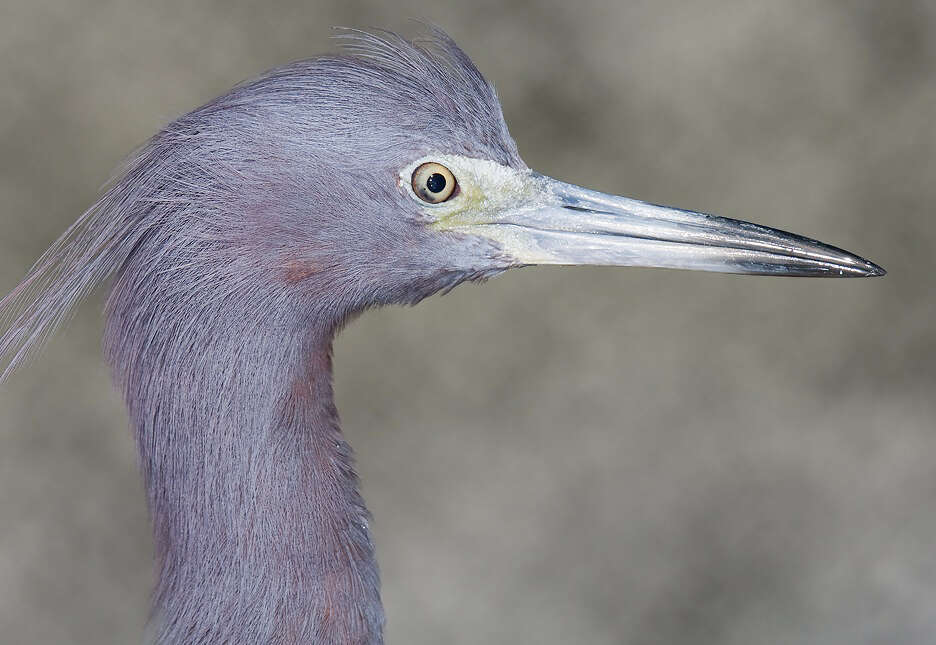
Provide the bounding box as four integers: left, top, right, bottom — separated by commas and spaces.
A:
426, 173, 447, 193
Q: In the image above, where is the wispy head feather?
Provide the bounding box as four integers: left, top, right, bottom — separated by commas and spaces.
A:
0, 146, 165, 382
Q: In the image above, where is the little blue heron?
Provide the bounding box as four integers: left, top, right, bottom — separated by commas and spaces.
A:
0, 27, 883, 645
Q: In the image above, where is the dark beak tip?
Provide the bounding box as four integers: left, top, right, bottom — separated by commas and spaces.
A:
863, 261, 887, 277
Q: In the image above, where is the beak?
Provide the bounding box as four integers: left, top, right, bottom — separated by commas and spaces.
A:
465, 174, 885, 277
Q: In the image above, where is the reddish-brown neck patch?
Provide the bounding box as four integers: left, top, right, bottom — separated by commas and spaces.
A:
282, 259, 322, 284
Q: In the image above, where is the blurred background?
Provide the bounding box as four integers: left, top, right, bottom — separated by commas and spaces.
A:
0, 1, 933, 643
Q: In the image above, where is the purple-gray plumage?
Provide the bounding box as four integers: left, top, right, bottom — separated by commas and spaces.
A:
0, 26, 883, 645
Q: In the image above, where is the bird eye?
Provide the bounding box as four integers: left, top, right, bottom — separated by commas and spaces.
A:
411, 162, 457, 204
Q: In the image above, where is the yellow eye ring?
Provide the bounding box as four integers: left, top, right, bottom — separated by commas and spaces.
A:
411, 162, 457, 204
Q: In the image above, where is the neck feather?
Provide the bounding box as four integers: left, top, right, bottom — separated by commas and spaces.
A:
105, 282, 383, 644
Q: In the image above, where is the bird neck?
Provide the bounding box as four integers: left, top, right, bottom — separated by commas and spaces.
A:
107, 299, 383, 644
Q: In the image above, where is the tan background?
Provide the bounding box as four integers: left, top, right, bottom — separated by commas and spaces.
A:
0, 1, 933, 643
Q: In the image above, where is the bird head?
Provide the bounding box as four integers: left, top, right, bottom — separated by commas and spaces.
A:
218, 27, 882, 316
0, 27, 883, 379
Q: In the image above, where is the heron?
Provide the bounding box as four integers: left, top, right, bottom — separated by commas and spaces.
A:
0, 27, 883, 645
